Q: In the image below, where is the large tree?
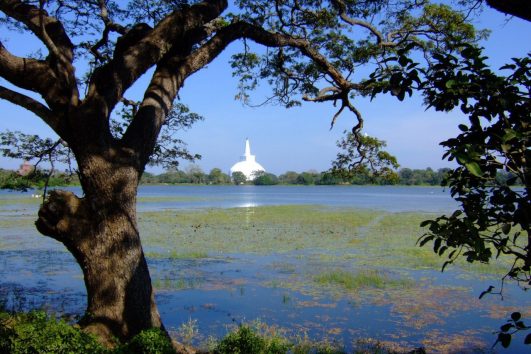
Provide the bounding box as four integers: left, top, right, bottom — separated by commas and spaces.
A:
0, 0, 484, 347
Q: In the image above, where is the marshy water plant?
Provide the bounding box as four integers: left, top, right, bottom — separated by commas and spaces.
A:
0, 186, 528, 352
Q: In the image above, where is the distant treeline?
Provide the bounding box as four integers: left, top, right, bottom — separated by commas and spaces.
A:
0, 166, 519, 189
0, 168, 77, 190
142, 167, 518, 186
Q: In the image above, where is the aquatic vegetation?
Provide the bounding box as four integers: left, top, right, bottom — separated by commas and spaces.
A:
145, 250, 209, 260
313, 269, 413, 291
176, 317, 199, 346
139, 205, 378, 255
137, 195, 203, 203
2, 192, 528, 352
152, 275, 202, 291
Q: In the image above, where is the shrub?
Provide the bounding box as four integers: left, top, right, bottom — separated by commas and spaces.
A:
0, 310, 105, 354
116, 328, 175, 354
215, 325, 290, 354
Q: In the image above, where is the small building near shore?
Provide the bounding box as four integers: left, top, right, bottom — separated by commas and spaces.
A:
230, 139, 266, 181
17, 161, 34, 176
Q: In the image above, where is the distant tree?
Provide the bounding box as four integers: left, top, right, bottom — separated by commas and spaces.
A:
317, 171, 344, 185
333, 133, 399, 184
231, 171, 247, 185
253, 172, 279, 185
186, 165, 206, 184
158, 169, 190, 184
296, 171, 320, 185
208, 168, 230, 184
253, 172, 278, 186
278, 171, 299, 184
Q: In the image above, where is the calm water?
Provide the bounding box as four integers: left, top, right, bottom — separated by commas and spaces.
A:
0, 186, 527, 353
135, 185, 458, 212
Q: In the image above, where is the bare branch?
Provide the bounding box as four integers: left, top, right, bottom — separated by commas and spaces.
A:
486, 0, 531, 22
303, 87, 342, 102
123, 20, 367, 162
0, 85, 59, 130
0, 42, 69, 114
89, 0, 127, 61
0, 0, 78, 105
0, 0, 75, 65
85, 0, 228, 115
331, 0, 397, 47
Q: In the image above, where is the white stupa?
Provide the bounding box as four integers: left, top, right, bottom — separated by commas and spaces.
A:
230, 139, 266, 180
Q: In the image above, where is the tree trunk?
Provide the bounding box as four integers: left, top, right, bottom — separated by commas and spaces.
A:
35, 152, 162, 346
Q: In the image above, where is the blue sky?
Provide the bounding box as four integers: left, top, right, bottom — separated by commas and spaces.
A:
0, 3, 529, 175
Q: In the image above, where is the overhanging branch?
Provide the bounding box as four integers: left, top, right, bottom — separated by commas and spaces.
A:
0, 85, 59, 130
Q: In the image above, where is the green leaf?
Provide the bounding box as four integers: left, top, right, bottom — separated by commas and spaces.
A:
398, 55, 409, 67
418, 235, 434, 247
501, 223, 511, 235
464, 162, 483, 177
433, 237, 442, 252
458, 124, 468, 132
445, 79, 456, 89
420, 220, 432, 227
499, 333, 511, 348
502, 129, 518, 142
515, 321, 526, 329
511, 312, 521, 322
500, 323, 513, 332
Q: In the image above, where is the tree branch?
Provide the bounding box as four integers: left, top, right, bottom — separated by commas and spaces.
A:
123, 20, 366, 164
331, 0, 397, 47
486, 0, 531, 22
0, 85, 59, 131
85, 0, 228, 117
0, 0, 78, 105
0, 41, 69, 115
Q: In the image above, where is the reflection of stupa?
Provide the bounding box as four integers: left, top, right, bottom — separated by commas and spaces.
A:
230, 138, 266, 180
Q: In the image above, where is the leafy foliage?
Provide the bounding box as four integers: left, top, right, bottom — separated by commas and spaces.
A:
0, 310, 105, 354
111, 102, 203, 169
0, 310, 175, 354
416, 47, 530, 285
253, 172, 279, 185
409, 47, 530, 347
0, 168, 74, 191
0, 131, 72, 172
231, 171, 247, 185
494, 312, 531, 349
116, 328, 175, 354
331, 131, 399, 184
215, 325, 290, 354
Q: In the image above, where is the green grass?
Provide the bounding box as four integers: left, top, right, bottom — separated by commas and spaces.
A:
139, 205, 378, 255
137, 196, 203, 203
313, 269, 413, 291
145, 250, 209, 260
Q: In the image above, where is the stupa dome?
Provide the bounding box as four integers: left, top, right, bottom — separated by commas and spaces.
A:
230, 139, 266, 180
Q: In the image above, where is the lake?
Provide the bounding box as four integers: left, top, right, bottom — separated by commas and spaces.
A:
0, 185, 528, 353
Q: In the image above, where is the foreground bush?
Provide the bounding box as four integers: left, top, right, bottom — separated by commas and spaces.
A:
215, 325, 292, 354
0, 311, 105, 353
0, 311, 174, 354
1, 310, 420, 354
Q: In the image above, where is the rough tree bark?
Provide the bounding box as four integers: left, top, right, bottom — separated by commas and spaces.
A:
35, 151, 160, 345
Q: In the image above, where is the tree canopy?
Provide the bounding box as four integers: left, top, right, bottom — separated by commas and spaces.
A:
0, 0, 525, 348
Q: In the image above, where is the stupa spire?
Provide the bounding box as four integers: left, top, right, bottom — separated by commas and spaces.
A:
245, 138, 251, 158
